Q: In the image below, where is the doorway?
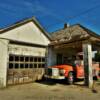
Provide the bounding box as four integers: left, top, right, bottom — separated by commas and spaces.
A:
56, 54, 63, 65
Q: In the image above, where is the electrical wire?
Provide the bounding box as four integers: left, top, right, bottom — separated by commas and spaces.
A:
45, 3, 100, 30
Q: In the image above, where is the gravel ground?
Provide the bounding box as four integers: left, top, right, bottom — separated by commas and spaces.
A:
0, 80, 100, 100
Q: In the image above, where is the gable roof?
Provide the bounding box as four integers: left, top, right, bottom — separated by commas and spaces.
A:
0, 16, 52, 41
51, 24, 100, 43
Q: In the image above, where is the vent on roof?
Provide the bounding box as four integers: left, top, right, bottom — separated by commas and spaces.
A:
64, 23, 70, 29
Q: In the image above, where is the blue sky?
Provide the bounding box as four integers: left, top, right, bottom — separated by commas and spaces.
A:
0, 0, 100, 34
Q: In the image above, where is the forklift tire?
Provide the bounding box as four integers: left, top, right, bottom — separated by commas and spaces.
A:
67, 72, 74, 85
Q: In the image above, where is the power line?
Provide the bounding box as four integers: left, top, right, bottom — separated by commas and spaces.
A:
0, 1, 100, 32
45, 3, 100, 30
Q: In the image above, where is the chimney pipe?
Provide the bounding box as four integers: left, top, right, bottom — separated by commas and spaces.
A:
64, 23, 69, 29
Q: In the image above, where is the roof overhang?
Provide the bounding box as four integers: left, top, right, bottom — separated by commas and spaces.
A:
0, 17, 52, 41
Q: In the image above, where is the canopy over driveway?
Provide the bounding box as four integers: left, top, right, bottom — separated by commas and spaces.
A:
48, 24, 100, 88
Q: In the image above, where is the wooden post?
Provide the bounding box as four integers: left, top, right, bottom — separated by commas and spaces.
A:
47, 46, 56, 67
83, 43, 93, 88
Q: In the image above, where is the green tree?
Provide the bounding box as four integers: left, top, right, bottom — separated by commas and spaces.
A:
95, 52, 100, 68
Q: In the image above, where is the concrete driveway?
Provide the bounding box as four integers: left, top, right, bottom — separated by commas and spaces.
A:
0, 80, 100, 100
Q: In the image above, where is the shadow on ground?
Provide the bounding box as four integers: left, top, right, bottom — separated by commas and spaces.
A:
36, 78, 67, 86
36, 78, 100, 89
36, 78, 85, 86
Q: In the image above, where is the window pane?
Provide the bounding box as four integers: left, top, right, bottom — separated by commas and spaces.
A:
34, 58, 37, 62
29, 64, 33, 68
25, 57, 29, 62
15, 56, 19, 61
42, 64, 45, 68
9, 63, 13, 69
15, 64, 19, 69
25, 64, 28, 68
42, 58, 45, 62
38, 64, 41, 68
34, 64, 37, 68
9, 55, 14, 61
30, 57, 33, 62
38, 58, 41, 62
20, 56, 24, 62
20, 64, 24, 68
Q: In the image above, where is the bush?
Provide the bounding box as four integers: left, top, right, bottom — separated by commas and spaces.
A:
95, 52, 100, 62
